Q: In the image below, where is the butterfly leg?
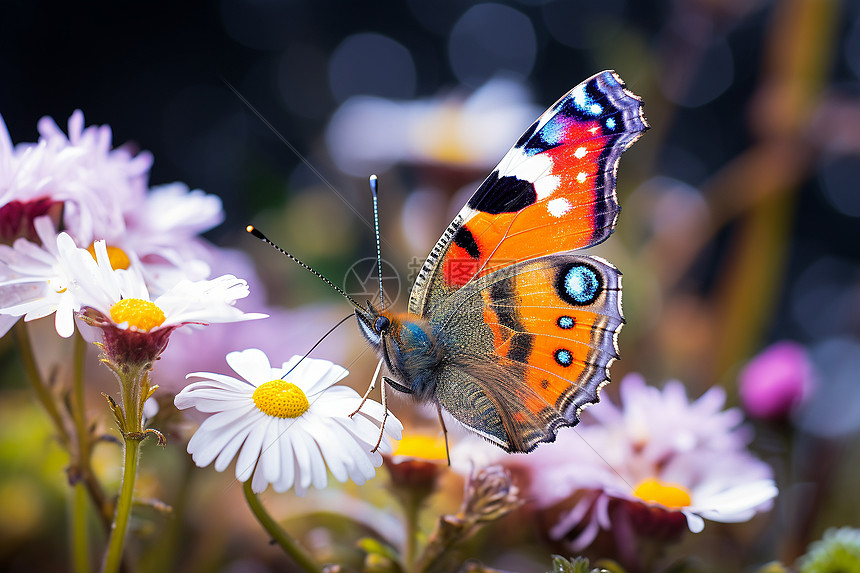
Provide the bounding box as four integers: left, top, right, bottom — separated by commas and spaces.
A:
436, 403, 451, 466
350, 357, 385, 418
370, 376, 394, 453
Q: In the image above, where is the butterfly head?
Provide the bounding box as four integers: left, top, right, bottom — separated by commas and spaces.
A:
355, 301, 442, 401
355, 300, 390, 347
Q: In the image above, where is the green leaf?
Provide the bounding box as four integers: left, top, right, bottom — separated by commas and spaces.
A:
358, 537, 403, 573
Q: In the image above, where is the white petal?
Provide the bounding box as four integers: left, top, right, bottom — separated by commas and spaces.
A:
684, 511, 706, 533
273, 425, 296, 493
290, 427, 313, 490
293, 424, 327, 491
251, 464, 269, 493
188, 414, 256, 468
215, 426, 255, 472
226, 348, 272, 384
299, 360, 349, 396
305, 416, 349, 483
260, 419, 282, 486
54, 296, 76, 338
235, 417, 267, 481
195, 404, 257, 433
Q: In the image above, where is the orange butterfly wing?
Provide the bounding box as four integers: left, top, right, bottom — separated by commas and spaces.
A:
409, 70, 647, 317
430, 255, 623, 452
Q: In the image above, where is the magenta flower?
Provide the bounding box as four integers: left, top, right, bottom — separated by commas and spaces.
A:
738, 341, 816, 420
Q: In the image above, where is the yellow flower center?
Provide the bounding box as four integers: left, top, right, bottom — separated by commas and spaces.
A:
252, 380, 310, 418
87, 243, 130, 270
109, 298, 166, 331
392, 434, 448, 461
633, 478, 692, 509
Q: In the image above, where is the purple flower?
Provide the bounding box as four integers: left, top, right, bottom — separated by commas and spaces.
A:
738, 341, 815, 420
517, 374, 777, 551
0, 110, 153, 245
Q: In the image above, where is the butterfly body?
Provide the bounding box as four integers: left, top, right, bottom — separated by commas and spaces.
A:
355, 70, 647, 453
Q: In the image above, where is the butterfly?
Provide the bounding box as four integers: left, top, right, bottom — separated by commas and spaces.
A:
352, 70, 648, 453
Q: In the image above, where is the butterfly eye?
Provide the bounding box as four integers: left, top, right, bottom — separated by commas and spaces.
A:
374, 316, 390, 333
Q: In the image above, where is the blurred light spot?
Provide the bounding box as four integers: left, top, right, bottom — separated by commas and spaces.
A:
796, 337, 860, 437
791, 256, 860, 340
632, 176, 709, 239
278, 43, 331, 119
401, 188, 448, 254
541, 0, 627, 49
846, 16, 860, 80
0, 479, 43, 539
818, 156, 860, 217
407, 0, 470, 34
328, 34, 416, 103
661, 36, 734, 107
448, 4, 536, 87
220, 0, 299, 51
326, 96, 408, 176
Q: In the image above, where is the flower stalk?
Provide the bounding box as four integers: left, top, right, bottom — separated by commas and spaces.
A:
101, 359, 164, 573
14, 323, 70, 445
242, 479, 324, 573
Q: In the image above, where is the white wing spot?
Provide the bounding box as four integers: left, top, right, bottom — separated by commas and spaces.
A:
513, 154, 552, 183
574, 146, 587, 159
576, 172, 587, 183
534, 175, 559, 200
547, 198, 572, 218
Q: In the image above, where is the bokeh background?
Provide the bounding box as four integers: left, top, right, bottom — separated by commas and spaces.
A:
2, 0, 860, 571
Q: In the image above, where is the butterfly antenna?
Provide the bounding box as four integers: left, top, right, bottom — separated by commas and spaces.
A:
246, 225, 363, 310
370, 174, 385, 310
281, 313, 355, 379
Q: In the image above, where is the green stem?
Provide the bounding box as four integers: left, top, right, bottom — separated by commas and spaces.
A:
13, 323, 70, 445
403, 497, 421, 573
102, 363, 149, 573
72, 482, 91, 573
102, 437, 140, 573
70, 332, 92, 566
242, 480, 323, 573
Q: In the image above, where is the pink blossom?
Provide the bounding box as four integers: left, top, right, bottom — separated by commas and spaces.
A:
738, 341, 815, 420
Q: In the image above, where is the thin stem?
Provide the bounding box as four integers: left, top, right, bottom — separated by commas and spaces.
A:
242, 480, 323, 573
72, 332, 88, 458
102, 363, 148, 573
102, 437, 140, 573
13, 323, 70, 445
72, 482, 91, 573
403, 497, 421, 573
69, 332, 93, 565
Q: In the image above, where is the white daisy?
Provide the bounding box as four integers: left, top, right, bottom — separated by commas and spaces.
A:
75, 241, 266, 363
0, 216, 90, 337
519, 374, 778, 551
174, 349, 403, 495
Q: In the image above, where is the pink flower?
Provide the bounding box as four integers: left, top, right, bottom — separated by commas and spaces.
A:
516, 374, 777, 552
0, 110, 153, 245
738, 341, 815, 420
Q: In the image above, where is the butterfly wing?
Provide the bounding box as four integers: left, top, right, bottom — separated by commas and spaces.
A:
408, 70, 646, 317
429, 255, 622, 452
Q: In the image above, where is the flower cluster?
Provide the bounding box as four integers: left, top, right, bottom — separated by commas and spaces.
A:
0, 111, 264, 356
518, 373, 778, 551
